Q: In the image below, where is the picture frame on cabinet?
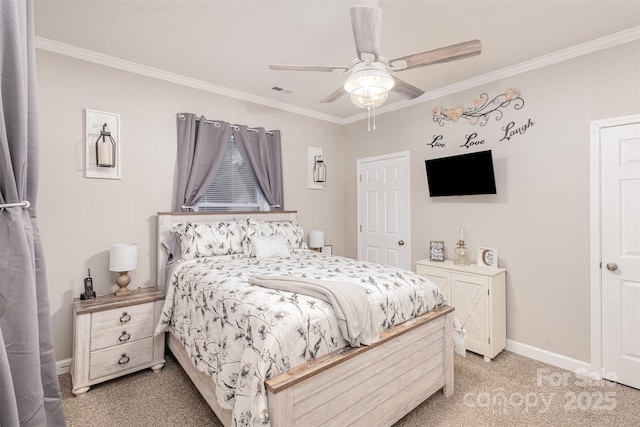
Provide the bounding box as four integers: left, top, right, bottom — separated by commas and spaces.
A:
477, 247, 498, 269
321, 245, 332, 255
429, 241, 445, 262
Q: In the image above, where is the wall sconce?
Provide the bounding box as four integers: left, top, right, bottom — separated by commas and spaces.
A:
85, 109, 121, 179
96, 123, 116, 168
313, 155, 327, 183
109, 243, 138, 296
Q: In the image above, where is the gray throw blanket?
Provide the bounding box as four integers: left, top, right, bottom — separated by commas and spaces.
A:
249, 275, 379, 347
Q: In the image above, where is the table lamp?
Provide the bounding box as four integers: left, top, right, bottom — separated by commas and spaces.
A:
308, 230, 324, 252
109, 243, 138, 296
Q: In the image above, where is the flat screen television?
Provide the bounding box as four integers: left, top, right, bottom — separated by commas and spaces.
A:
425, 150, 497, 197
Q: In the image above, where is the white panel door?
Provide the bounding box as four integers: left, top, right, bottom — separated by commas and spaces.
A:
357, 152, 410, 269
601, 122, 640, 389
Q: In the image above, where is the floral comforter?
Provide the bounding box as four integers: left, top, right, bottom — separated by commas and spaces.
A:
155, 250, 445, 426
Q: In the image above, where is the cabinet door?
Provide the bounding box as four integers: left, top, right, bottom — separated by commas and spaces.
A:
452, 273, 489, 356
416, 265, 452, 304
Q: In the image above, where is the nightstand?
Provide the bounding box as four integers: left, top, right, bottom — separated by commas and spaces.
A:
415, 259, 506, 362
71, 287, 166, 396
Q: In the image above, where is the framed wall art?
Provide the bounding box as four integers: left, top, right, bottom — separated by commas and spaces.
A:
477, 247, 498, 269
429, 241, 445, 262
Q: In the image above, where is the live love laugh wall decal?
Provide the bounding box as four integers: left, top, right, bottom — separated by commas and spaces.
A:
428, 89, 534, 149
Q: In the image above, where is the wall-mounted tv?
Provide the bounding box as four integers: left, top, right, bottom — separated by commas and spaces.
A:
425, 150, 497, 197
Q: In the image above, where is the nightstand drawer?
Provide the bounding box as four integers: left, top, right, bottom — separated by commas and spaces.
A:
90, 337, 153, 380
90, 320, 154, 351
90, 302, 154, 350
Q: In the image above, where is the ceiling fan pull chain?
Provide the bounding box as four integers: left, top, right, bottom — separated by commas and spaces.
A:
373, 106, 376, 131
366, 106, 377, 132
368, 105, 376, 132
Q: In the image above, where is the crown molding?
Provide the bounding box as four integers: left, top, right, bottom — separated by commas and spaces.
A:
36, 25, 639, 126
34, 37, 345, 125
343, 26, 640, 124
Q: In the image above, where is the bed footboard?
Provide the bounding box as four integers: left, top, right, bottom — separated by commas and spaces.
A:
265, 305, 455, 427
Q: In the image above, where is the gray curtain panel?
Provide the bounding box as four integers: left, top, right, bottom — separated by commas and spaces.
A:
173, 113, 232, 211
233, 126, 284, 210
0, 1, 66, 426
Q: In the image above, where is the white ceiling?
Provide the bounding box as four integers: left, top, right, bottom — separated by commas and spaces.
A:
34, 1, 640, 122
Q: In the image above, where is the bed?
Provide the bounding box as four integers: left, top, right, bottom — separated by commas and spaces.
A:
155, 211, 455, 427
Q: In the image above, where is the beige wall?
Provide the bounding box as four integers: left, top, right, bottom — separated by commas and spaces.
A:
39, 40, 639, 364
342, 40, 640, 362
36, 51, 346, 361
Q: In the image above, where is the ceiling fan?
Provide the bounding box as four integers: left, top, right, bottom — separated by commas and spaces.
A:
269, 4, 482, 110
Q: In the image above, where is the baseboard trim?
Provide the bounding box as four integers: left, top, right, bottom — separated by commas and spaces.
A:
56, 358, 72, 376
506, 339, 592, 374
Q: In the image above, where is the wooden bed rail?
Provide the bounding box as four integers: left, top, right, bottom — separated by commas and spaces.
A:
265, 306, 455, 427
266, 304, 454, 393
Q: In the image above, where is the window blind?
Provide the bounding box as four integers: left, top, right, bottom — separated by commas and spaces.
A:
197, 137, 266, 211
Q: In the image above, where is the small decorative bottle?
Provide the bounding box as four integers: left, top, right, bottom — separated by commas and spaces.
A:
454, 228, 469, 266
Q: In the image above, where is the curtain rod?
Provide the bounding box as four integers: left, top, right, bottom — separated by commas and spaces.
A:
0, 200, 31, 209
176, 113, 274, 135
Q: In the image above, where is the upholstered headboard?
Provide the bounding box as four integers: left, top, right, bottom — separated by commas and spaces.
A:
155, 211, 298, 291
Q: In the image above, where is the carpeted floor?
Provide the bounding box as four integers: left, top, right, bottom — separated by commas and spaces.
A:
60, 350, 640, 426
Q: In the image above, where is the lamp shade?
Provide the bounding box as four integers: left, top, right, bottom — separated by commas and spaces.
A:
308, 230, 325, 249
109, 243, 138, 272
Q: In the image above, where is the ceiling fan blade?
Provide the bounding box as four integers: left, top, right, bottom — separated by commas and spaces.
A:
269, 64, 350, 73
350, 5, 382, 62
389, 39, 482, 71
319, 84, 346, 103
391, 75, 425, 99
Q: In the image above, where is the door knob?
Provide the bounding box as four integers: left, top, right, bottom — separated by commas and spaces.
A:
606, 262, 618, 272
398, 240, 405, 246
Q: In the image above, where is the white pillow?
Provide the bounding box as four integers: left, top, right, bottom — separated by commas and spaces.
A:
250, 235, 291, 260
245, 218, 308, 255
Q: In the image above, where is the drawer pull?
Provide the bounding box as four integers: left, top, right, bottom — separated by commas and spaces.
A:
119, 312, 131, 323
118, 353, 130, 365
118, 331, 131, 342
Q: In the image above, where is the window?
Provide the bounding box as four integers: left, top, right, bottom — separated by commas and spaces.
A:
196, 136, 268, 212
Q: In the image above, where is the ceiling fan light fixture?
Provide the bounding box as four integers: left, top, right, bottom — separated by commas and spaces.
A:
350, 87, 388, 109
344, 63, 395, 110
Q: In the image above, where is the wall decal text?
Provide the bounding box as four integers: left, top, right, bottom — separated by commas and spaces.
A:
427, 117, 535, 149
500, 118, 535, 142
461, 132, 486, 149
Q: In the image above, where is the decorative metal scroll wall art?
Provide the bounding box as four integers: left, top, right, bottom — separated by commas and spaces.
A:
432, 89, 524, 126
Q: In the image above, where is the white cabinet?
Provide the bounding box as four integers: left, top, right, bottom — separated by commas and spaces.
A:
416, 259, 506, 362
71, 288, 166, 395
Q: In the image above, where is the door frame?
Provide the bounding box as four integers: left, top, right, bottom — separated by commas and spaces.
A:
589, 113, 640, 378
356, 151, 411, 268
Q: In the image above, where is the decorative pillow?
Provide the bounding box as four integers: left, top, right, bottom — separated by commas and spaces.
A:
250, 235, 291, 260
173, 221, 246, 260
245, 218, 307, 255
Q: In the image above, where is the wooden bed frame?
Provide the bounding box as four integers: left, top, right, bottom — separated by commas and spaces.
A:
156, 211, 454, 427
